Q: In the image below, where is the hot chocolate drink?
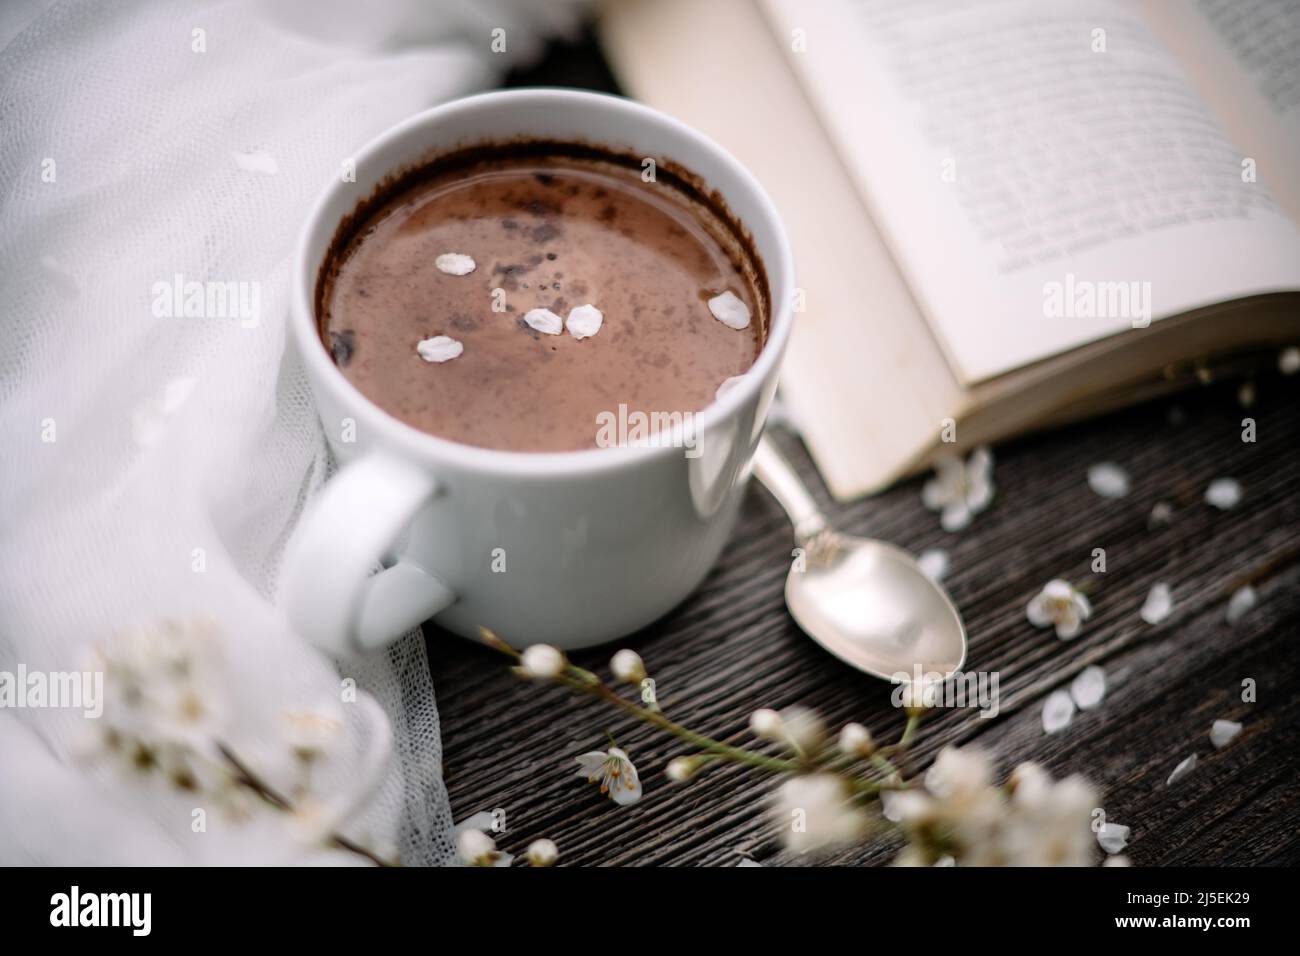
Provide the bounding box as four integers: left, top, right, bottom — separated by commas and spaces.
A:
318, 145, 766, 452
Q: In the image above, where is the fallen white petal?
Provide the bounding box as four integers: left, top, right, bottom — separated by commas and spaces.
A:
1280, 346, 1300, 375
1210, 719, 1242, 749
566, 303, 603, 339
708, 290, 751, 330
1204, 478, 1242, 510
1225, 585, 1256, 625
522, 307, 562, 335
1238, 381, 1256, 408
1042, 690, 1076, 734
1087, 462, 1130, 499
416, 335, 463, 363
940, 501, 972, 533
1140, 583, 1173, 625
453, 810, 499, 835
1149, 501, 1173, 526
917, 548, 949, 583
435, 253, 476, 276
1070, 666, 1107, 710
1166, 754, 1197, 786
1097, 822, 1130, 854
1102, 854, 1131, 867
737, 859, 764, 867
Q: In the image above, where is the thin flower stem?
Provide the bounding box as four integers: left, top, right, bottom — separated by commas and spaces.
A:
871, 753, 902, 781
845, 775, 910, 796
561, 676, 802, 774
898, 713, 921, 751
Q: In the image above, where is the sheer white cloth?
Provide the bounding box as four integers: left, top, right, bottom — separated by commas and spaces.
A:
0, 0, 577, 865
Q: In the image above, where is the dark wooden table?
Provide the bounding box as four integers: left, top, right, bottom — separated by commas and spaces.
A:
425, 32, 1300, 867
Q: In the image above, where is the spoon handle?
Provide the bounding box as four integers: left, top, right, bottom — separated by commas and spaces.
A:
751, 436, 828, 541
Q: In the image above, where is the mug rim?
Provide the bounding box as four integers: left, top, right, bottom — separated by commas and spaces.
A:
292, 87, 795, 477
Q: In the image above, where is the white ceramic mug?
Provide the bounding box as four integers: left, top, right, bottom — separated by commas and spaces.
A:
281, 89, 794, 657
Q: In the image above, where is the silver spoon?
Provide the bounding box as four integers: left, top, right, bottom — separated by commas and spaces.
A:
751, 436, 967, 681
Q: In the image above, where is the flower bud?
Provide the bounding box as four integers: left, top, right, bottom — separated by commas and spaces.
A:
665, 756, 700, 783
456, 828, 498, 867
838, 722, 875, 757
610, 648, 646, 684
749, 708, 783, 739
526, 838, 558, 867
519, 644, 565, 679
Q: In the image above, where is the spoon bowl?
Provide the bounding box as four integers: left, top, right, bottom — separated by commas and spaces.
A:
752, 437, 967, 680
786, 534, 965, 680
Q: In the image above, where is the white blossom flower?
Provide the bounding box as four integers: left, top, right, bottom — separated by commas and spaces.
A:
281, 710, 343, 764
774, 774, 867, 854
610, 649, 646, 684
1226, 586, 1257, 624
925, 745, 994, 799
892, 749, 1099, 866
525, 838, 558, 867
749, 708, 783, 739
1279, 346, 1300, 375
1204, 478, 1242, 510
1087, 462, 1130, 499
1000, 764, 1099, 867
1069, 666, 1107, 711
285, 796, 340, 846
1140, 583, 1173, 625
917, 548, 949, 583
1097, 822, 1130, 855
880, 789, 929, 824
519, 644, 565, 679
838, 722, 875, 757
1042, 690, 1075, 734
1027, 579, 1092, 639
1166, 755, 1197, 786
575, 747, 642, 806
778, 706, 827, 753
92, 616, 230, 759
1210, 719, 1242, 749
922, 447, 994, 532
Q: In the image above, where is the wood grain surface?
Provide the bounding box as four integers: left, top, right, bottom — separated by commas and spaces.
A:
424, 33, 1300, 867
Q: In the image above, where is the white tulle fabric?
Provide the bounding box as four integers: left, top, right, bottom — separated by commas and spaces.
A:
0, 0, 576, 864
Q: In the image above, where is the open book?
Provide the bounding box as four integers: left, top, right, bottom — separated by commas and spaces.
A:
599, 0, 1300, 498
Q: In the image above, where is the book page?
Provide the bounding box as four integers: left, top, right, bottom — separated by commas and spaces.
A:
1142, 0, 1300, 221
761, 0, 1300, 383
599, 0, 964, 498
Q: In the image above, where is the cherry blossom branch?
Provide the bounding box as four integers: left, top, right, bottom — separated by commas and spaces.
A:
217, 743, 399, 867
480, 629, 916, 794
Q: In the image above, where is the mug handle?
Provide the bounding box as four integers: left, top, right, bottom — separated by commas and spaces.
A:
280, 452, 456, 656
